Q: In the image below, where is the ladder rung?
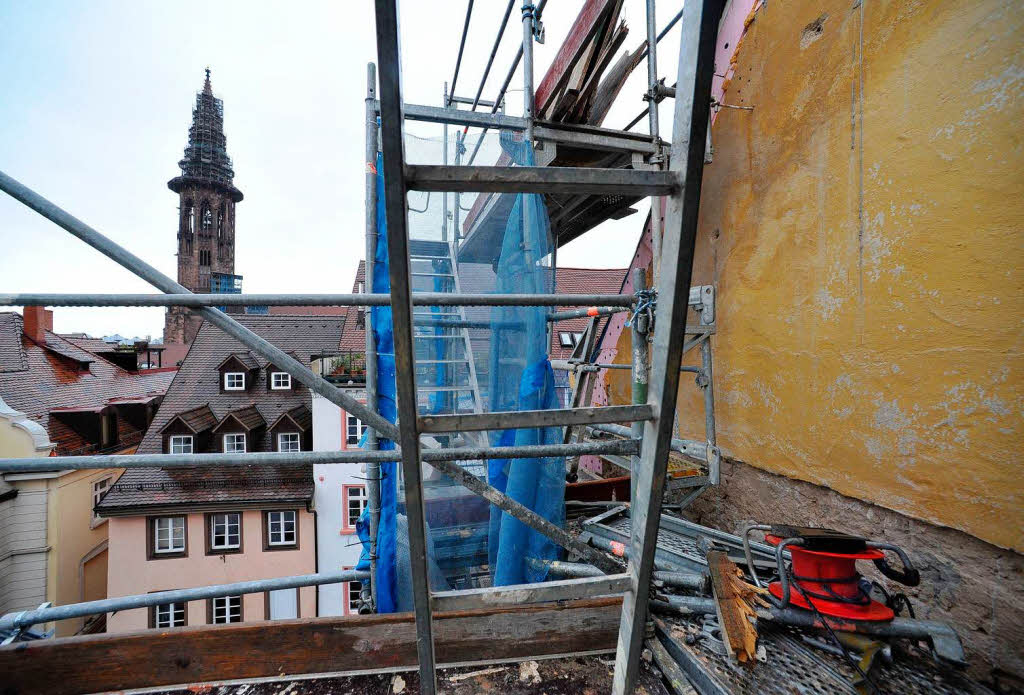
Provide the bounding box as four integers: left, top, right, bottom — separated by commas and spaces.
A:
405, 165, 678, 196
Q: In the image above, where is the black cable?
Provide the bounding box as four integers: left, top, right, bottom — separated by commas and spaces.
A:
789, 574, 881, 695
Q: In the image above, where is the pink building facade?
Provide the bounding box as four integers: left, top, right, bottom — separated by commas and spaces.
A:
105, 508, 316, 632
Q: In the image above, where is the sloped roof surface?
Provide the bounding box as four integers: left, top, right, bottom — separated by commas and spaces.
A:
0, 313, 27, 372
214, 404, 267, 432
160, 404, 218, 433
102, 315, 341, 512
269, 404, 312, 432
96, 463, 313, 513
136, 314, 343, 455
0, 312, 176, 453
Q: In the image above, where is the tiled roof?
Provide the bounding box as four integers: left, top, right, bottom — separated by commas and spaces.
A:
218, 351, 260, 371
136, 314, 344, 455
269, 404, 312, 432
96, 464, 314, 514
549, 267, 627, 360
104, 315, 342, 513
0, 312, 176, 454
0, 313, 28, 373
213, 405, 267, 432
160, 404, 217, 434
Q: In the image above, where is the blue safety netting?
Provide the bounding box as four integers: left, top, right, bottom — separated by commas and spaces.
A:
368, 129, 565, 612
487, 132, 564, 586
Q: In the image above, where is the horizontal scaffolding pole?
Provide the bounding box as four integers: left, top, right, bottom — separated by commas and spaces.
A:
419, 404, 655, 434
0, 439, 641, 474
406, 165, 679, 195
533, 559, 709, 593
0, 292, 636, 308
552, 360, 703, 374
431, 573, 631, 612
588, 423, 711, 462
0, 569, 369, 632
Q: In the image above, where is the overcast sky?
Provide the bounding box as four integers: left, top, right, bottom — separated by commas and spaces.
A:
0, 1, 683, 339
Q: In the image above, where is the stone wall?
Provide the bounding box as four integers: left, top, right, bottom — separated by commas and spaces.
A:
682, 456, 1024, 688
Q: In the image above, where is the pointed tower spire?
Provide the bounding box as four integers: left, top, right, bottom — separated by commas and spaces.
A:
168, 69, 243, 202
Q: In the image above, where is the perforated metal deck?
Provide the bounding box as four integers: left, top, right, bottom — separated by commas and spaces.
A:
657, 619, 993, 695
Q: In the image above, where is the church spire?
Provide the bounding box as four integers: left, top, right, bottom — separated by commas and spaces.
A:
167, 69, 243, 202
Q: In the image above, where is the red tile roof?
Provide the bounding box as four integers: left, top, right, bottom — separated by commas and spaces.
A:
0, 312, 176, 455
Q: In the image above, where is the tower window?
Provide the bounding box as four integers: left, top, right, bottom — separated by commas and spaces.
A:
201, 203, 213, 232
199, 249, 211, 266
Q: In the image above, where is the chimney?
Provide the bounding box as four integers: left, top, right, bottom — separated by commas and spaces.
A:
23, 306, 49, 344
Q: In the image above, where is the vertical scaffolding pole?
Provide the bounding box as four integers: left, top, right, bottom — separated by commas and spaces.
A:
442, 82, 450, 242
521, 2, 536, 144
373, 2, 437, 691
612, 1, 722, 692
629, 268, 649, 508
364, 63, 382, 609
700, 338, 718, 484
646, 0, 665, 287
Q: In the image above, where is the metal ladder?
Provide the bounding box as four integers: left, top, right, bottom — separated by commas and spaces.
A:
408, 238, 486, 452
373, 0, 722, 692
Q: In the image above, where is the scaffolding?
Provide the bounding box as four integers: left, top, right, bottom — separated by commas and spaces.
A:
0, 1, 725, 693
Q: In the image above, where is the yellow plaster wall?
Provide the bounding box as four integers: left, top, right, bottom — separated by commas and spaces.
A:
610, 0, 1023, 549
46, 468, 122, 636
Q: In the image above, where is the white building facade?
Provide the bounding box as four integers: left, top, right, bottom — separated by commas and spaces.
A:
311, 389, 369, 616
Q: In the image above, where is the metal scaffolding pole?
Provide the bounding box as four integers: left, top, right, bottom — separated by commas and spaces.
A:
0, 439, 640, 474
646, 0, 666, 287
630, 269, 650, 509
0, 570, 369, 633
448, 0, 474, 106
611, 1, 723, 692
465, 0, 546, 166
0, 171, 399, 443
364, 62, 382, 609
0, 292, 635, 308
373, 1, 437, 690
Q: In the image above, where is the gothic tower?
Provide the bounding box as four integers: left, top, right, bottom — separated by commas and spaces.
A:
164, 69, 244, 345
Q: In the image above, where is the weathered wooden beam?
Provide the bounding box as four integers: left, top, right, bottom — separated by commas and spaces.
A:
0, 598, 621, 695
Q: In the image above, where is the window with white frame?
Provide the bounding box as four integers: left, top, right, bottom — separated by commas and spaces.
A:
169, 435, 193, 454
211, 595, 242, 624
345, 486, 368, 529
270, 372, 291, 390
277, 432, 301, 452
224, 372, 245, 390
558, 332, 575, 348
154, 516, 185, 554
267, 510, 297, 546
154, 601, 185, 628
347, 577, 363, 613
346, 413, 366, 445
223, 433, 246, 453
209, 513, 241, 551
92, 476, 112, 524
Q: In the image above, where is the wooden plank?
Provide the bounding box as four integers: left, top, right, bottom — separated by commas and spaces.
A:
0, 598, 622, 695
535, 0, 616, 113
588, 42, 647, 127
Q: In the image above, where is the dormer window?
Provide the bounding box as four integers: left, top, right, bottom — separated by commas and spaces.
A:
270, 372, 291, 390
224, 372, 245, 390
